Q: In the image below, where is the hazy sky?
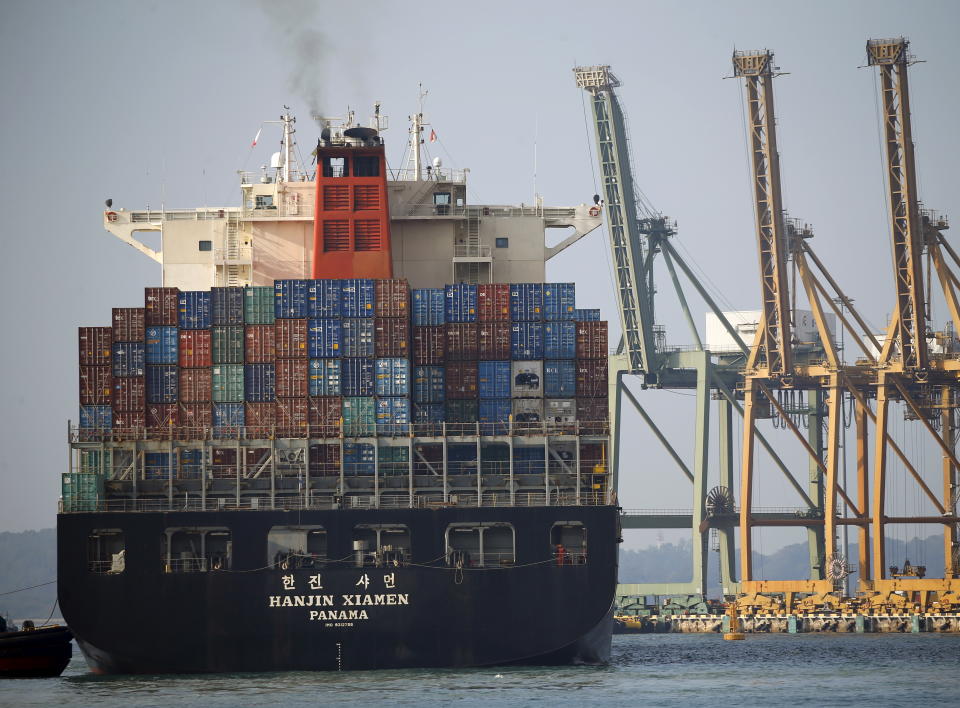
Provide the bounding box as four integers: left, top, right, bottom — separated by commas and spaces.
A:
1, 0, 957, 559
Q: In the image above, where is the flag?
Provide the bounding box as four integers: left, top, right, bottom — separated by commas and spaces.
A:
251, 127, 262, 148
429, 129, 437, 143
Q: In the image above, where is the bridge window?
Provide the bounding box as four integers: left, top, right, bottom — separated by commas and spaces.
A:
353, 155, 379, 177
551, 522, 587, 565
495, 237, 509, 249
433, 192, 451, 216
445, 523, 515, 567
162, 527, 231, 573
353, 524, 410, 567
88, 529, 125, 574
268, 526, 327, 569
198, 240, 212, 252
322, 156, 348, 178
255, 194, 275, 209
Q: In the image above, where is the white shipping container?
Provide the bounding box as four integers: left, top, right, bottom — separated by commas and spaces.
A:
705, 310, 837, 352
544, 398, 576, 424
511, 361, 544, 398
512, 398, 543, 424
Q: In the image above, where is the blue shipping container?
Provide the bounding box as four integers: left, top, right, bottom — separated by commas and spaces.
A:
412, 288, 445, 326
343, 442, 375, 476
544, 283, 576, 321
146, 365, 178, 404
79, 405, 112, 429
244, 363, 276, 402
274, 279, 310, 319
413, 403, 445, 425
178, 291, 212, 330
341, 318, 374, 358
341, 358, 374, 397
544, 360, 577, 398
144, 452, 170, 480
212, 287, 245, 326
375, 358, 410, 396
112, 342, 145, 377
514, 446, 546, 474
145, 326, 178, 364
309, 359, 342, 396
511, 322, 544, 360
376, 396, 410, 435
478, 361, 511, 399
444, 284, 477, 323
179, 449, 203, 478
308, 279, 342, 318
412, 365, 445, 404
308, 318, 342, 358
510, 283, 543, 321
341, 279, 375, 318
544, 321, 576, 359
479, 398, 511, 435
572, 308, 601, 322
213, 402, 245, 435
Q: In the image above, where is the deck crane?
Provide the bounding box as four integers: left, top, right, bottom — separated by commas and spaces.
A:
865, 38, 960, 592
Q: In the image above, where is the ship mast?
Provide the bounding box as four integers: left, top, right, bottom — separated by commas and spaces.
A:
408, 85, 429, 181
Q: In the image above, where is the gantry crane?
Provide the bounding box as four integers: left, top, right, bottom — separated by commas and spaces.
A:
864, 38, 960, 596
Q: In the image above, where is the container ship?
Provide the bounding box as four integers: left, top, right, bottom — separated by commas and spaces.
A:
59, 107, 618, 673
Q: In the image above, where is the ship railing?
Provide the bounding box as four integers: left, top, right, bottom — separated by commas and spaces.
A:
387, 167, 467, 183
111, 208, 235, 225
453, 244, 492, 258
69, 420, 611, 443
446, 552, 516, 567
551, 550, 588, 566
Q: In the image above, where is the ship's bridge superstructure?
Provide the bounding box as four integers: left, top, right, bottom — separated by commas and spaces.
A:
102, 108, 602, 293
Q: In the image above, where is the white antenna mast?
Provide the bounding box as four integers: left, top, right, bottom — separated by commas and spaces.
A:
409, 84, 428, 181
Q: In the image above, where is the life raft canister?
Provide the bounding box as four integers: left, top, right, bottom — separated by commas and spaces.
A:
106, 211, 118, 222
588, 206, 601, 217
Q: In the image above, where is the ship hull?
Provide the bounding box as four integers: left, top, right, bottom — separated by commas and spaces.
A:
58, 506, 617, 673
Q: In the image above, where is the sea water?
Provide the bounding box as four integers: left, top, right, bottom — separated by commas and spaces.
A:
2, 634, 957, 707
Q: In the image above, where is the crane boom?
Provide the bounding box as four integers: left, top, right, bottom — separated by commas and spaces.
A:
574, 65, 659, 379
732, 50, 793, 376
867, 38, 928, 371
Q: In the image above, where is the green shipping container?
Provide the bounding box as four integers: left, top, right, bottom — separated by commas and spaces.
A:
212, 325, 244, 364
379, 446, 410, 476
342, 397, 375, 436
62, 472, 103, 512
445, 399, 479, 423
78, 449, 113, 477
212, 364, 245, 402
244, 286, 275, 325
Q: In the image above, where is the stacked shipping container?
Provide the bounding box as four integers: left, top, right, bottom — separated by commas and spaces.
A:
77, 280, 608, 478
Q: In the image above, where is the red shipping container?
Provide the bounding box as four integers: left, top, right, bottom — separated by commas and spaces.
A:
575, 321, 608, 359
179, 329, 212, 368
309, 443, 341, 477
276, 397, 309, 437
79, 365, 112, 405
245, 325, 276, 363
212, 447, 236, 478
478, 321, 511, 360
575, 360, 609, 397
413, 326, 446, 364
445, 362, 478, 399
79, 327, 113, 366
112, 376, 145, 411
179, 402, 212, 437
374, 317, 410, 357
276, 358, 309, 398
113, 409, 145, 433
144, 287, 180, 326
576, 399, 609, 434
146, 403, 179, 429
308, 396, 342, 436
179, 368, 212, 403
274, 319, 308, 358
245, 402, 276, 438
375, 279, 410, 318
112, 307, 145, 342
478, 283, 510, 321
445, 323, 479, 361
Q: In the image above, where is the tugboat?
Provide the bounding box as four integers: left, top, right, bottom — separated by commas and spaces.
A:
0, 618, 73, 678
